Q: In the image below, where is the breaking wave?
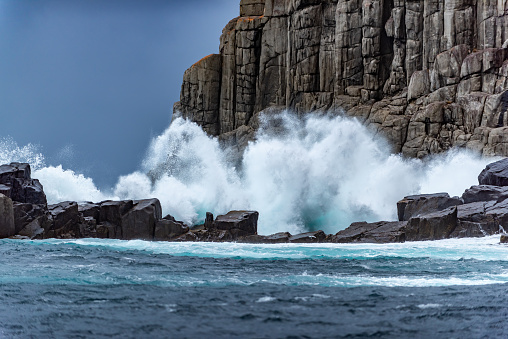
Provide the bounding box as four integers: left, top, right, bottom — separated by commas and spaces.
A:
0, 112, 499, 235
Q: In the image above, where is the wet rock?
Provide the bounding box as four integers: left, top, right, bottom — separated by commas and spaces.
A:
79, 217, 97, 238
0, 163, 46, 205
213, 211, 258, 236
47, 201, 81, 238
121, 199, 162, 240
13, 203, 51, 238
332, 221, 407, 243
501, 234, 508, 243
397, 193, 462, 221
0, 193, 15, 238
78, 202, 101, 220
478, 158, 508, 186
462, 185, 508, 204
154, 214, 189, 241
289, 231, 326, 243
100, 200, 134, 227
450, 202, 499, 238
240, 232, 292, 243
406, 206, 458, 241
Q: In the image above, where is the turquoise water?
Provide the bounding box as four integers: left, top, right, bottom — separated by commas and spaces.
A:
1, 236, 508, 338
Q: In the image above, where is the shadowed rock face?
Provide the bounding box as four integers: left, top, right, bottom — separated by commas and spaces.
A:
175, 0, 508, 158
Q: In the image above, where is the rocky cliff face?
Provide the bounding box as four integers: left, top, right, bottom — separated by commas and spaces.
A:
174, 0, 508, 157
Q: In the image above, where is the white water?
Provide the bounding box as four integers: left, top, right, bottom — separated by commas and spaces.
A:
0, 111, 500, 235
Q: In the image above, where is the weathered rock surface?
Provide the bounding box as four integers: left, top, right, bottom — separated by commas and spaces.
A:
478, 158, 508, 186
211, 210, 259, 238
0, 194, 15, 238
175, 0, 508, 159
397, 193, 463, 221
0, 163, 46, 205
332, 221, 407, 243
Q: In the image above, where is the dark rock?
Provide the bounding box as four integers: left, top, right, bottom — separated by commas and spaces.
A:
0, 193, 15, 238
486, 198, 508, 231
0, 184, 11, 197
174, 231, 199, 242
332, 221, 407, 243
397, 193, 462, 221
289, 231, 326, 243
79, 217, 97, 238
0, 163, 46, 205
450, 202, 499, 238
204, 212, 214, 229
462, 185, 508, 204
501, 234, 508, 243
154, 217, 189, 241
265, 232, 292, 243
238, 234, 268, 243
96, 224, 109, 239
213, 211, 258, 235
13, 202, 51, 237
121, 199, 162, 240
17, 219, 45, 239
406, 206, 458, 241
47, 201, 81, 238
478, 158, 508, 186
78, 202, 101, 221
100, 200, 134, 227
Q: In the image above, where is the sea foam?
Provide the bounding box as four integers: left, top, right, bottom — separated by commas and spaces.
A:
0, 112, 498, 235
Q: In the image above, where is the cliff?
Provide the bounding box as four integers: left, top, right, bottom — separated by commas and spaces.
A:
174, 0, 508, 157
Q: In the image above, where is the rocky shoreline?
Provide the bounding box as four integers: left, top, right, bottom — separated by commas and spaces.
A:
1, 159, 508, 244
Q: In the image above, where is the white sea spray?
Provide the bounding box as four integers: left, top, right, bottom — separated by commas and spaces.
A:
0, 112, 499, 234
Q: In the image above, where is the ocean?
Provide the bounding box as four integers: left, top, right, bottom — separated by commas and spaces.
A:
2, 112, 507, 338
1, 236, 507, 338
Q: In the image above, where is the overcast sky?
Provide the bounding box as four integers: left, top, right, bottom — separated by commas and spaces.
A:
0, 0, 238, 187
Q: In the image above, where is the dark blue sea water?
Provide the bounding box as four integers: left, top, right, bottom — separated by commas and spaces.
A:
1, 237, 508, 338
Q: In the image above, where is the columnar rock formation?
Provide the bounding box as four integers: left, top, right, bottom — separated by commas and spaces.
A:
175, 0, 508, 157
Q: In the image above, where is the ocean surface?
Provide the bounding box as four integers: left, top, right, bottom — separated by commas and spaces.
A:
1, 236, 508, 338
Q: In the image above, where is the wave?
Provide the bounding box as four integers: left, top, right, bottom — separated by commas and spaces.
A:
0, 111, 498, 234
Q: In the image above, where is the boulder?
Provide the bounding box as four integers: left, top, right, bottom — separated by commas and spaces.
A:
478, 158, 508, 186
121, 199, 162, 240
154, 214, 189, 241
397, 193, 462, 221
462, 185, 508, 204
289, 231, 326, 243
100, 200, 134, 226
332, 221, 407, 243
47, 201, 81, 238
213, 211, 258, 237
501, 235, 508, 243
13, 203, 51, 238
0, 193, 15, 238
0, 163, 46, 205
450, 202, 499, 238
79, 217, 97, 238
78, 202, 101, 220
406, 206, 458, 241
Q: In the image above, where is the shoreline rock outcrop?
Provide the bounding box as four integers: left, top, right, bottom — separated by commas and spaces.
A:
175, 0, 508, 159
1, 160, 508, 243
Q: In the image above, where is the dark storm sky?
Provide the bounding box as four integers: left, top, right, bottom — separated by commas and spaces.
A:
0, 0, 238, 188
